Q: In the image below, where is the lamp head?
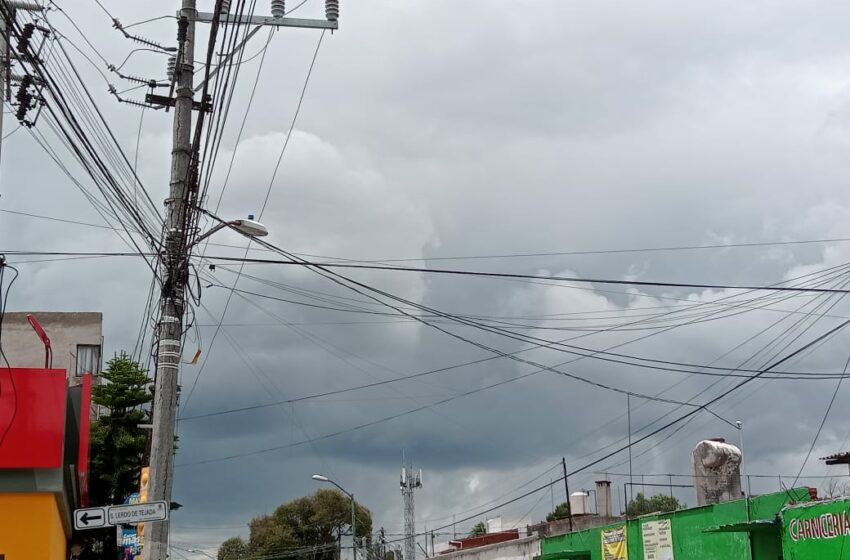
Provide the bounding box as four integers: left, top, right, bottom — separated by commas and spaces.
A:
231, 218, 269, 238
312, 474, 330, 482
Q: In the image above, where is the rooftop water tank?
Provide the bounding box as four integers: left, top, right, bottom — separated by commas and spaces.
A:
569, 491, 589, 515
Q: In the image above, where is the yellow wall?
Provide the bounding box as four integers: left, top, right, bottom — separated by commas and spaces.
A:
0, 493, 67, 559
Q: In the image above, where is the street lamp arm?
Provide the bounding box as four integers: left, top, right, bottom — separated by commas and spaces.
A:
330, 480, 354, 500
312, 474, 357, 560
192, 221, 229, 246
312, 474, 353, 499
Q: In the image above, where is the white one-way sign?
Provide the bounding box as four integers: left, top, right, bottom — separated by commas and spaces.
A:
74, 501, 168, 530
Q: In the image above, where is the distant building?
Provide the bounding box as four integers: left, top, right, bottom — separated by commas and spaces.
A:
439, 533, 539, 560
536, 487, 820, 560
1, 311, 103, 385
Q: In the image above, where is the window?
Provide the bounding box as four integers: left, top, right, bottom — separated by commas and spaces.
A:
76, 344, 101, 376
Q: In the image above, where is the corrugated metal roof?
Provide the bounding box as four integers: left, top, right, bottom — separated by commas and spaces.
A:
820, 452, 850, 465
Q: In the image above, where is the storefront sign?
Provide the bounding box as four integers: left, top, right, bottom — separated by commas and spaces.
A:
788, 510, 850, 542
782, 498, 850, 560
642, 520, 674, 560
601, 526, 628, 560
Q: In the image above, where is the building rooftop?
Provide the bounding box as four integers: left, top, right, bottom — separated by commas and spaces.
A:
820, 452, 850, 465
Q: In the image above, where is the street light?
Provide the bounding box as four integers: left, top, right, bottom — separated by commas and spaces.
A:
312, 474, 357, 560
146, 212, 270, 559
193, 215, 269, 246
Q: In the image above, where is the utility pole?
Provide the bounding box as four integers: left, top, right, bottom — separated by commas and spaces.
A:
561, 457, 573, 533
627, 394, 633, 504
146, 1, 196, 558
144, 4, 338, 558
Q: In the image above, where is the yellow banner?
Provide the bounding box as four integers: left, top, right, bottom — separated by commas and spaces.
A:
138, 466, 150, 560
601, 526, 628, 560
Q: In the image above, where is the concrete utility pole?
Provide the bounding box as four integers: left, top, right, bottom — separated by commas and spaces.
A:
145, 3, 338, 558
146, 0, 196, 558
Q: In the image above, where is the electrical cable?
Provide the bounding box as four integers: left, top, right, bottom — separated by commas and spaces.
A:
197, 255, 850, 295
176, 237, 850, 479
0, 257, 20, 450
182, 28, 326, 410
791, 348, 850, 486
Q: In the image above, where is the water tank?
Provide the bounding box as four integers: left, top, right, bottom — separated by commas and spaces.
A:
693, 438, 742, 506
569, 491, 589, 515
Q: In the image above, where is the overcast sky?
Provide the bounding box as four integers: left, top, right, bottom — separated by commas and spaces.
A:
5, 0, 850, 556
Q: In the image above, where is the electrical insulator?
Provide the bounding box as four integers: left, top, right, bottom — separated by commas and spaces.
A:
325, 0, 339, 21
176, 17, 188, 43
166, 56, 176, 81
17, 22, 35, 54
220, 0, 231, 15
271, 0, 285, 18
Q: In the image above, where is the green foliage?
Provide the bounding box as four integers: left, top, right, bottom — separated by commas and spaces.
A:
88, 354, 152, 506
220, 488, 373, 560
469, 521, 487, 537
625, 493, 682, 517
546, 501, 571, 522
218, 537, 250, 560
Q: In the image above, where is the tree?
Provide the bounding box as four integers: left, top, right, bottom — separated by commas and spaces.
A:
89, 353, 152, 506
546, 501, 571, 522
79, 354, 152, 559
220, 489, 373, 560
218, 538, 250, 560
469, 522, 487, 537
625, 493, 682, 517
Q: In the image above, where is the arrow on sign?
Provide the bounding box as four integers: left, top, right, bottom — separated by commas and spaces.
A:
80, 511, 103, 526
74, 507, 108, 530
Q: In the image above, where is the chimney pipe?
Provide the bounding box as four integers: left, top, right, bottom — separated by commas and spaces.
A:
595, 480, 612, 517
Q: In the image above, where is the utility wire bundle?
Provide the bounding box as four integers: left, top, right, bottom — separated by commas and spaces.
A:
3, 5, 163, 266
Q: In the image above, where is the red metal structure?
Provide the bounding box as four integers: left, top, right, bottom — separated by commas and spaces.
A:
0, 368, 67, 468
26, 313, 53, 368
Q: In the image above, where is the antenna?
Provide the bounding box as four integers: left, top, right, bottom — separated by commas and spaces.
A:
401, 456, 423, 560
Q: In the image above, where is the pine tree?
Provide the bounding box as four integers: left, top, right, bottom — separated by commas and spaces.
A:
89, 353, 152, 506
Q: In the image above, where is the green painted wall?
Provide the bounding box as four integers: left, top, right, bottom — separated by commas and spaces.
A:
540, 488, 812, 560
781, 496, 850, 559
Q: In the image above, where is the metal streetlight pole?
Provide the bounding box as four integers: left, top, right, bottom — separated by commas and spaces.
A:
313, 475, 357, 560
737, 421, 749, 497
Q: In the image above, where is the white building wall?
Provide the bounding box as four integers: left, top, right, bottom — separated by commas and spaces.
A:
438, 536, 540, 560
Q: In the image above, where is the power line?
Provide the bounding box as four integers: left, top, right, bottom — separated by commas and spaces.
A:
183, 29, 327, 409
198, 255, 850, 295
791, 349, 850, 486
287, 237, 850, 264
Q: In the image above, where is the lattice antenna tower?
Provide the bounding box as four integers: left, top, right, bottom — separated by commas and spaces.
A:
400, 456, 423, 560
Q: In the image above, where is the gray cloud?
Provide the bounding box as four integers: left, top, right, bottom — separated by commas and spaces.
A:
5, 0, 850, 554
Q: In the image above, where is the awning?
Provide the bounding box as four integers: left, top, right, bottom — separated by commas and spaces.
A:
703, 519, 779, 534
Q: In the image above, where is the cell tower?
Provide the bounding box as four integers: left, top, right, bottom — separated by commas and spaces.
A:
400, 459, 422, 560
